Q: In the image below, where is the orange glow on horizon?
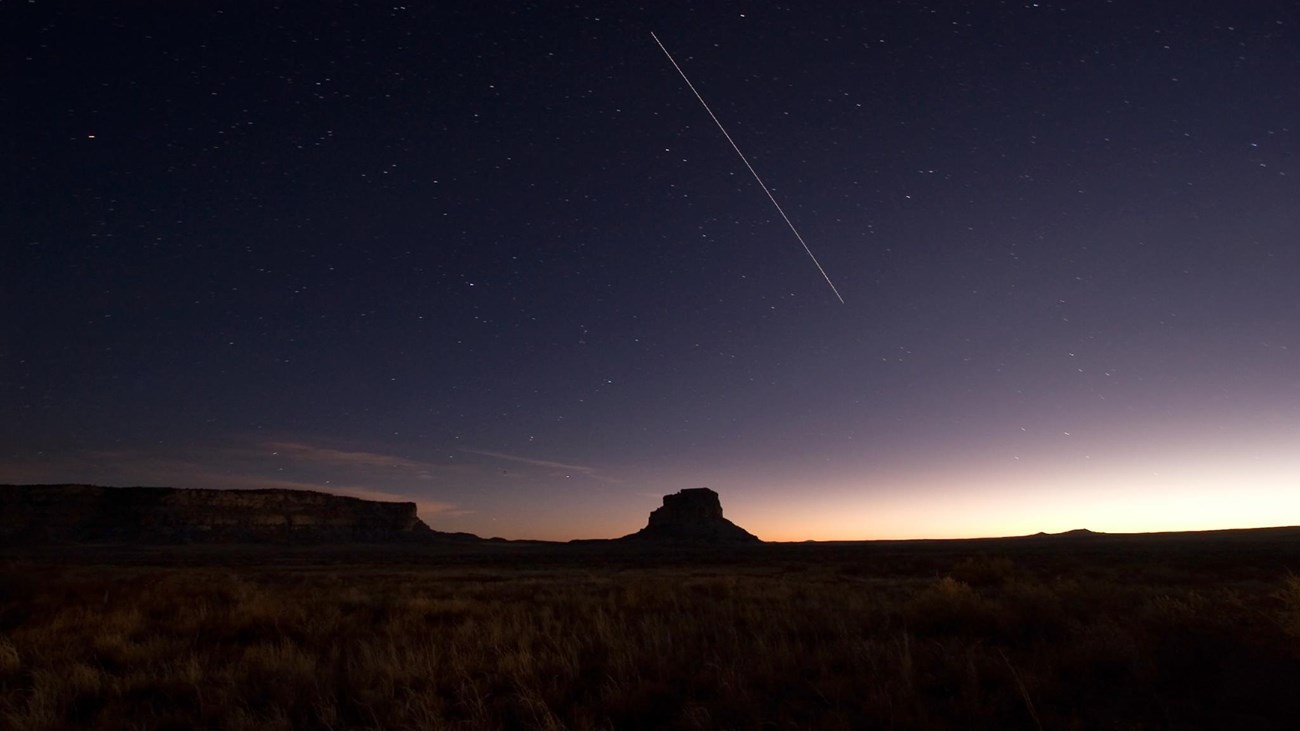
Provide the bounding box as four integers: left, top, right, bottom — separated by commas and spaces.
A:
729, 446, 1300, 542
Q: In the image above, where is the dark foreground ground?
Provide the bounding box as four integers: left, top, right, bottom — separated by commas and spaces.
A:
3, 528, 1300, 730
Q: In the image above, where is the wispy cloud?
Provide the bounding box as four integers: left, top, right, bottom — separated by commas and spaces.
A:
0, 442, 467, 522
458, 448, 622, 484
261, 442, 432, 471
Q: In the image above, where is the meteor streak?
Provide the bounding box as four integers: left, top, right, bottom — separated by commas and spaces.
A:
650, 31, 845, 304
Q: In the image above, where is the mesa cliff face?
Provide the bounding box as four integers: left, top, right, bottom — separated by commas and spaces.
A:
622, 487, 760, 543
0, 484, 440, 544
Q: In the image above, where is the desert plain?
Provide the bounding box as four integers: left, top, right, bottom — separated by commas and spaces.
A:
3, 526, 1300, 730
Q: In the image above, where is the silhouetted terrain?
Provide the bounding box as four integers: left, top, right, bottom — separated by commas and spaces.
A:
618, 487, 760, 543
3, 526, 1299, 729
0, 484, 458, 544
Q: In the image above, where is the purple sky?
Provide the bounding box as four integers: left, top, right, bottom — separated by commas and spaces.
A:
3, 1, 1297, 540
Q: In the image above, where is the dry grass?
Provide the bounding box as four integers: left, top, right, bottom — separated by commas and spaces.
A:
1, 541, 1299, 729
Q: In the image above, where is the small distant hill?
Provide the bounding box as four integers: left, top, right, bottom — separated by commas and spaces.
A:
0, 484, 477, 544
1031, 528, 1102, 539
620, 488, 760, 543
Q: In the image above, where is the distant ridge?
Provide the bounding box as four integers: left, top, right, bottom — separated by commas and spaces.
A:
1031, 528, 1102, 538
0, 484, 479, 544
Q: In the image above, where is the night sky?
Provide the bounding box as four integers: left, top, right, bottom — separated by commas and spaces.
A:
4, 2, 1298, 540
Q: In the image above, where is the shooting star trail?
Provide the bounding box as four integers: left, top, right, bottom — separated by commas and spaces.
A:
651, 31, 845, 304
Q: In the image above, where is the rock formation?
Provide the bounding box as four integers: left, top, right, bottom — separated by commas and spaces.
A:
0, 484, 452, 544
622, 487, 760, 543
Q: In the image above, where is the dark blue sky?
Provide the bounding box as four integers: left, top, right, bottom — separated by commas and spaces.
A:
3, 1, 1298, 539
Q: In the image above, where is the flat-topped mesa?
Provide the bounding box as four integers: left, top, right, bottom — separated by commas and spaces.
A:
623, 487, 760, 543
0, 484, 447, 544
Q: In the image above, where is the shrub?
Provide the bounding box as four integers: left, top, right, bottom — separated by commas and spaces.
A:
950, 555, 1018, 588
1278, 574, 1300, 643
